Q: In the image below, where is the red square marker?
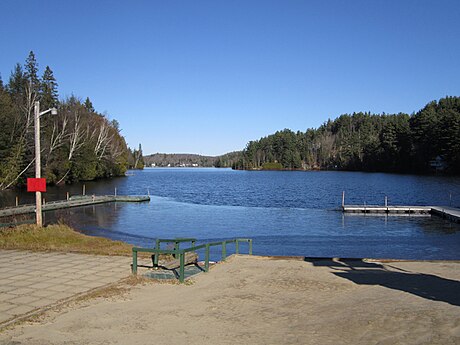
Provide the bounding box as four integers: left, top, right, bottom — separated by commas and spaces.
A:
27, 178, 46, 192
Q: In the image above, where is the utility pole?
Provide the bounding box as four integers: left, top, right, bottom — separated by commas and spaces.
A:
33, 101, 57, 227
34, 101, 43, 227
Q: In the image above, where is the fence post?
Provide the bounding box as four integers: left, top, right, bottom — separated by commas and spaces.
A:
173, 241, 179, 259
154, 239, 160, 266
179, 252, 185, 283
83, 184, 86, 196
222, 241, 227, 261
249, 239, 253, 255
235, 239, 239, 254
15, 196, 18, 207
132, 249, 138, 274
205, 244, 210, 272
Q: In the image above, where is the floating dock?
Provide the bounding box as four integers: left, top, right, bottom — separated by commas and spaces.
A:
342, 205, 460, 223
342, 205, 432, 214
430, 206, 460, 223
340, 191, 460, 222
0, 195, 150, 218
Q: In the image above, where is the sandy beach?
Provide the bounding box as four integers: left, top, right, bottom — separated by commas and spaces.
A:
1, 255, 459, 345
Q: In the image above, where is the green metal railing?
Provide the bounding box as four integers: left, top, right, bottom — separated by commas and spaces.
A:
132, 238, 253, 283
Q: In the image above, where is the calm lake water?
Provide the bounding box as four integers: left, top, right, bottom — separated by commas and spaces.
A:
2, 168, 460, 260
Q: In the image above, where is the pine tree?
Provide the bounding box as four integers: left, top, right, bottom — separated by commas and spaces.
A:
40, 66, 59, 109
84, 97, 95, 112
134, 143, 144, 169
24, 51, 40, 95
7, 63, 26, 106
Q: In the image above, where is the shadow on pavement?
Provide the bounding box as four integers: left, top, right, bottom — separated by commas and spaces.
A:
304, 258, 460, 307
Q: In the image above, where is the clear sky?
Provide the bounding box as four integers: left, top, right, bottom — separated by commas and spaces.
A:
1, 0, 459, 156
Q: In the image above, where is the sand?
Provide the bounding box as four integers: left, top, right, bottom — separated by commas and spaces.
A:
1, 255, 459, 345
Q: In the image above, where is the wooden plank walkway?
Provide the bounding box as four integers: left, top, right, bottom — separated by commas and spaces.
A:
342, 205, 460, 223
0, 195, 150, 218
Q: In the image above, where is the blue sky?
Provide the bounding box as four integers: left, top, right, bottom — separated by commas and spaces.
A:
1, 0, 459, 156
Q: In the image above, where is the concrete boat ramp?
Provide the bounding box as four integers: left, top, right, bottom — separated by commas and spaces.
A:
0, 195, 150, 218
342, 204, 460, 223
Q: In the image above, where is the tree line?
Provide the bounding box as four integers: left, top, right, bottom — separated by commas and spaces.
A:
0, 51, 142, 190
237, 96, 460, 174
143, 151, 241, 168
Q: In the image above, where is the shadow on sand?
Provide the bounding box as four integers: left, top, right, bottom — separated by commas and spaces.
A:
304, 258, 460, 307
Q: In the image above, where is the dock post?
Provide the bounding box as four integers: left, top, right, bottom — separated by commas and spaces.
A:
114, 187, 117, 197
342, 191, 345, 208
15, 196, 18, 207
147, 188, 150, 196
66, 192, 69, 201
83, 184, 86, 196
43, 198, 45, 205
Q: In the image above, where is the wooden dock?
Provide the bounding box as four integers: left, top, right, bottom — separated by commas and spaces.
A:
430, 206, 460, 223
340, 192, 460, 222
342, 205, 432, 214
0, 195, 150, 218
342, 205, 460, 223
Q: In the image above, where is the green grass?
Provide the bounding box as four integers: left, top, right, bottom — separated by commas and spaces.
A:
0, 223, 133, 256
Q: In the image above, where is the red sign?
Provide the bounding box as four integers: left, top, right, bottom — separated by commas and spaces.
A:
27, 178, 46, 192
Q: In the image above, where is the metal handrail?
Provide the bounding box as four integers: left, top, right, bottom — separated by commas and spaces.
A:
132, 238, 253, 282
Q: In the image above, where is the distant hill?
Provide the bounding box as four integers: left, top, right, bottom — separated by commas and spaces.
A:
143, 151, 242, 168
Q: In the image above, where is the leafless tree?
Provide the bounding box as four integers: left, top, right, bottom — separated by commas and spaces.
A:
55, 111, 86, 184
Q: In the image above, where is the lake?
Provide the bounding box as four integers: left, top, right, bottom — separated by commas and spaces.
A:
1, 168, 460, 260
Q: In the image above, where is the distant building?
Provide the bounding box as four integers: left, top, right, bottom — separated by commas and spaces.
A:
429, 156, 447, 171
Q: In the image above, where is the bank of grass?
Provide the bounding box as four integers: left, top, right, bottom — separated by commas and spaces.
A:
0, 223, 133, 256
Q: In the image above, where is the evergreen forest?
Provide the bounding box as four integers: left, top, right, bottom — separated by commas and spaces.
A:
0, 52, 142, 190
237, 96, 460, 174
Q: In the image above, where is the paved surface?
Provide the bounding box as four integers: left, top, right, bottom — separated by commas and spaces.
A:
0, 250, 132, 327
